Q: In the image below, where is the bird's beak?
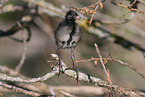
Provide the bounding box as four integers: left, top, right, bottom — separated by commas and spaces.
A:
76, 16, 80, 20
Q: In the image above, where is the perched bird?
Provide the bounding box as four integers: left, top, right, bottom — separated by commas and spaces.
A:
54, 10, 81, 74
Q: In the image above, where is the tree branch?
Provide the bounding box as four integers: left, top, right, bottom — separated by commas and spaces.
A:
0, 81, 41, 96
0, 53, 145, 96
51, 54, 145, 97
14, 21, 27, 74
94, 44, 112, 84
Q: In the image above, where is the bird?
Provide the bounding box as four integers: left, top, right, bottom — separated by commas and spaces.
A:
54, 10, 82, 75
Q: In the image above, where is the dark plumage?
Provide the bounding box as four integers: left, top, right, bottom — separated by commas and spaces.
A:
54, 11, 81, 49
54, 10, 81, 74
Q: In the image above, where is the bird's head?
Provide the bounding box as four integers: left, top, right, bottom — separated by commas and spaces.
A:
65, 10, 80, 22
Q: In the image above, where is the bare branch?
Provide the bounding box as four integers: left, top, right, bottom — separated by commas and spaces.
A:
51, 54, 145, 97
0, 81, 41, 96
111, 0, 145, 14
0, 53, 144, 96
59, 91, 77, 97
94, 44, 112, 84
76, 57, 145, 80
0, 70, 58, 83
22, 0, 145, 53
15, 21, 27, 74
73, 0, 104, 25
51, 86, 107, 96
129, 0, 137, 7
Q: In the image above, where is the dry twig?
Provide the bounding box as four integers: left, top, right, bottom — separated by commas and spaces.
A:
59, 91, 77, 97
15, 21, 27, 74
0, 54, 144, 96
51, 54, 145, 97
129, 0, 137, 7
75, 56, 145, 80
0, 81, 41, 96
94, 44, 112, 84
0, 92, 7, 97
73, 0, 104, 25
111, 0, 145, 14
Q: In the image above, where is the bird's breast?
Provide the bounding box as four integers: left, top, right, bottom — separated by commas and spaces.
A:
57, 26, 72, 41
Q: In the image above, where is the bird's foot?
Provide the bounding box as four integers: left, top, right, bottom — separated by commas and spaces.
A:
64, 67, 79, 83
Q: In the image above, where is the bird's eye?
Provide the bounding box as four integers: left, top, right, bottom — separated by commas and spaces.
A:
73, 16, 76, 19
72, 16, 80, 20
67, 15, 72, 19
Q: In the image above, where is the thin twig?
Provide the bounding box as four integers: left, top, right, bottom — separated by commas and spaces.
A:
129, 0, 137, 7
89, 0, 104, 25
51, 54, 144, 97
0, 81, 41, 96
0, 54, 144, 96
0, 65, 55, 96
59, 91, 77, 97
111, 0, 145, 14
94, 44, 112, 84
112, 58, 145, 79
89, 2, 100, 25
76, 57, 145, 80
15, 21, 27, 74
73, 0, 103, 25
0, 92, 7, 97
